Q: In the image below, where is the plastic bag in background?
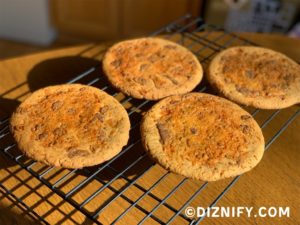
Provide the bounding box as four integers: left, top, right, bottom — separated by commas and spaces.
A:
224, 0, 298, 33
288, 22, 300, 38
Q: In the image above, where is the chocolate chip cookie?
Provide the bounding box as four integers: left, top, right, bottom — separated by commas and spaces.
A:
207, 46, 300, 109
103, 37, 203, 100
141, 93, 264, 181
10, 84, 130, 168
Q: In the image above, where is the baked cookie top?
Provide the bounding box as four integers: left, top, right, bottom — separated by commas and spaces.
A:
141, 93, 264, 181
208, 46, 300, 109
102, 37, 203, 100
10, 84, 130, 168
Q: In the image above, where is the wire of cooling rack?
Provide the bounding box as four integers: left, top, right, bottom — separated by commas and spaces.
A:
0, 14, 299, 224
0, 182, 49, 225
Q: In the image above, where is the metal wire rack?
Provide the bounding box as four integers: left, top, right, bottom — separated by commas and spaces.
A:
0, 14, 299, 224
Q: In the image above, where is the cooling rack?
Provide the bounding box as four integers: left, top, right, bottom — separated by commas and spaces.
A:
0, 14, 299, 225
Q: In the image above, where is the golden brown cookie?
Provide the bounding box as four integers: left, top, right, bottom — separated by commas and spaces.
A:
102, 37, 203, 100
207, 46, 300, 109
10, 84, 130, 168
141, 93, 264, 181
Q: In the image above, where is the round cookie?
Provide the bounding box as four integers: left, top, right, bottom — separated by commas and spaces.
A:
102, 37, 203, 100
141, 93, 264, 181
207, 46, 300, 109
10, 84, 130, 168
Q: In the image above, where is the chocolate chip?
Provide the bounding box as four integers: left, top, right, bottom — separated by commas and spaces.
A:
237, 48, 244, 53
67, 148, 89, 158
97, 130, 106, 141
90, 145, 97, 153
162, 74, 178, 85
170, 66, 184, 74
217, 142, 225, 149
164, 44, 177, 49
67, 108, 76, 114
198, 112, 204, 119
83, 124, 88, 130
52, 101, 62, 111
188, 60, 197, 70
111, 59, 122, 68
280, 83, 288, 90
262, 84, 268, 91
236, 158, 242, 166
282, 74, 293, 85
240, 124, 250, 134
38, 133, 47, 140
241, 115, 251, 120
222, 66, 230, 73
16, 107, 27, 114
99, 105, 109, 113
148, 54, 159, 63
56, 90, 64, 95
94, 112, 105, 122
53, 127, 66, 136
115, 47, 124, 54
139, 64, 149, 72
245, 70, 255, 78
156, 123, 169, 144
186, 139, 192, 147
190, 127, 197, 134
14, 125, 24, 131
32, 124, 43, 131
282, 74, 289, 81
170, 100, 179, 105
134, 77, 147, 85
236, 86, 260, 96
85, 102, 92, 108
236, 87, 249, 94
188, 60, 196, 65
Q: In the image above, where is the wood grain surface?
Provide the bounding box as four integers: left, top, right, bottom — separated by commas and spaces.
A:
0, 32, 299, 225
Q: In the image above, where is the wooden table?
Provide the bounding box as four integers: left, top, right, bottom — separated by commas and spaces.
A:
0, 32, 299, 225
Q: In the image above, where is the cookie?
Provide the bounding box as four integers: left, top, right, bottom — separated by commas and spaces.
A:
207, 46, 300, 109
102, 37, 203, 100
10, 84, 130, 168
141, 93, 264, 181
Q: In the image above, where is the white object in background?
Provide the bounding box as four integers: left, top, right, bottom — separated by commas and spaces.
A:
225, 0, 279, 32
224, 0, 298, 33
0, 0, 56, 46
289, 22, 300, 38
